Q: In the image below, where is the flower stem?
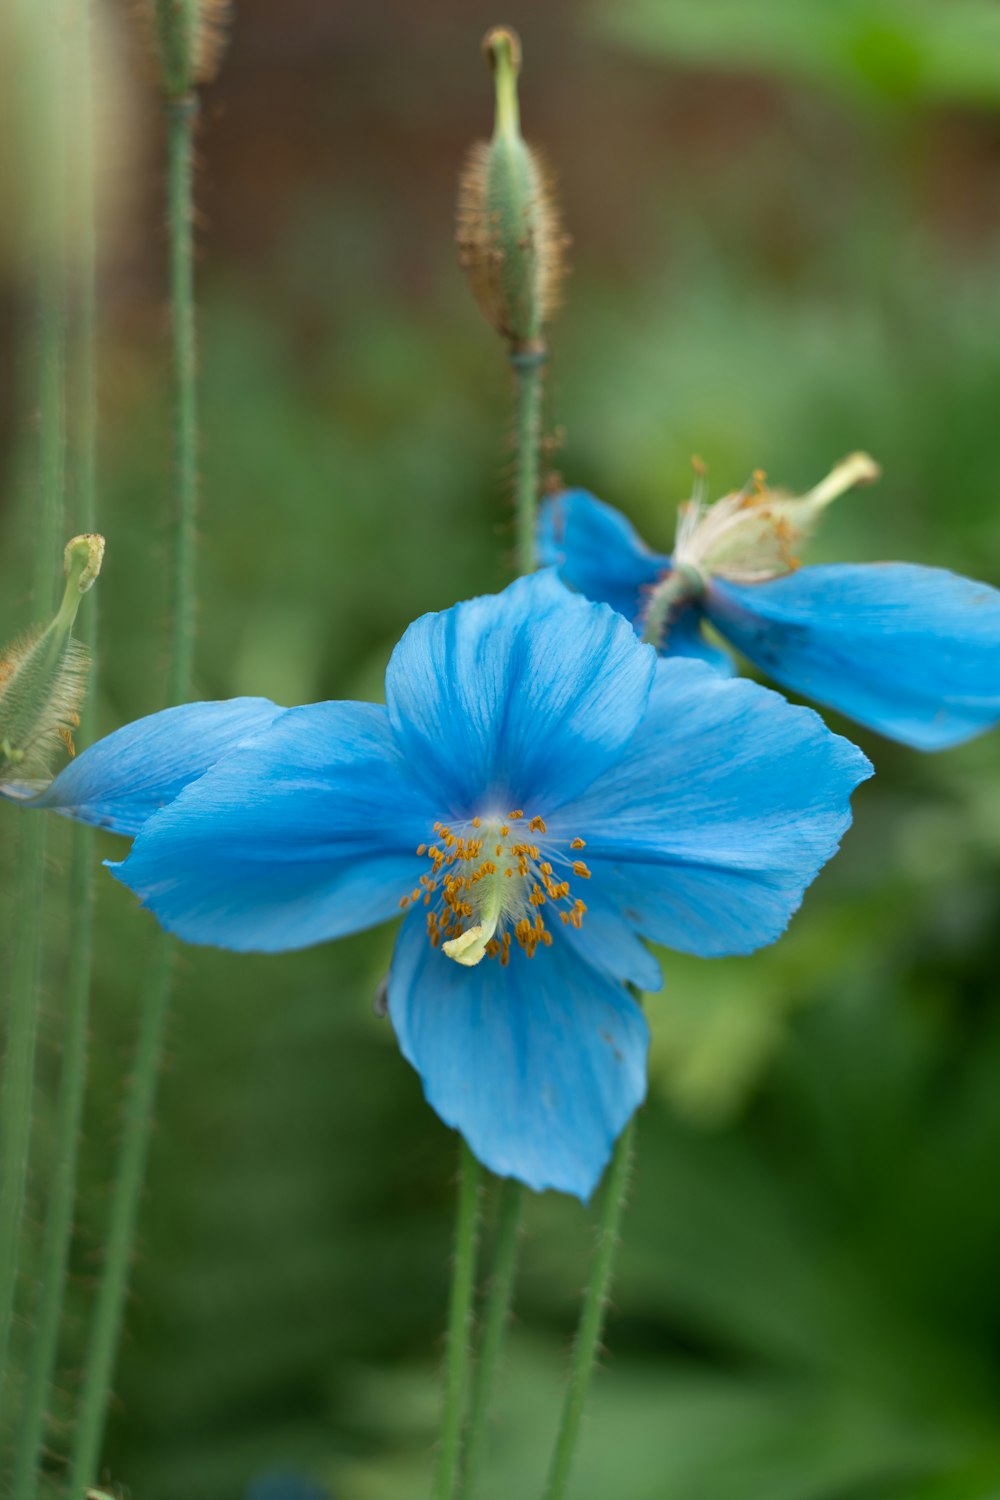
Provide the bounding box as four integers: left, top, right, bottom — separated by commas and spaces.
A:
541, 1117, 636, 1500
164, 95, 199, 709
0, 16, 68, 1412
11, 1, 99, 1483
433, 1142, 483, 1500
69, 940, 174, 1489
461, 1180, 525, 1496
69, 90, 199, 1488
510, 348, 547, 575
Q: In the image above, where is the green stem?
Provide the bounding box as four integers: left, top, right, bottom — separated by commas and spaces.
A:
69, 939, 174, 1489
461, 1180, 525, 1496
11, 0, 99, 1482
510, 350, 546, 575
433, 1142, 483, 1500
0, 32, 68, 1414
164, 95, 199, 710
69, 90, 199, 1488
542, 1118, 636, 1500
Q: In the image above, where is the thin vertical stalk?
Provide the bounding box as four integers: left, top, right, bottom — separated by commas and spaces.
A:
461, 1180, 525, 1496
433, 1142, 483, 1500
69, 91, 199, 1489
68, 941, 173, 1489
164, 96, 198, 709
541, 1117, 636, 1500
0, 10, 68, 1413
11, 0, 99, 1484
510, 350, 546, 576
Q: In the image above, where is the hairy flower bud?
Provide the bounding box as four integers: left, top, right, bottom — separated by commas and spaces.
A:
456, 26, 567, 352
0, 535, 105, 785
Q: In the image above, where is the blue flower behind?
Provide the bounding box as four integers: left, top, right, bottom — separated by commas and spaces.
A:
538, 456, 1000, 751
12, 573, 871, 1198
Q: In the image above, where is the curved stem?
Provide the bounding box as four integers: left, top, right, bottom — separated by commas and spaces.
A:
542, 1117, 636, 1500
433, 1142, 483, 1500
461, 1180, 525, 1496
12, 0, 99, 1481
510, 350, 546, 575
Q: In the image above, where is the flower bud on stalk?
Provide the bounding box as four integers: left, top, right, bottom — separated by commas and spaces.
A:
457, 26, 568, 355
0, 534, 104, 783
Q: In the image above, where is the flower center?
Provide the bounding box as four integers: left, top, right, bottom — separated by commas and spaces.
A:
399, 810, 590, 967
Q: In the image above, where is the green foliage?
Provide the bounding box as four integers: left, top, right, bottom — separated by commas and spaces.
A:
595, 0, 1000, 107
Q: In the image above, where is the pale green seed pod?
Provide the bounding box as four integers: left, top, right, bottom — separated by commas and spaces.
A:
0, 535, 105, 783
456, 27, 568, 353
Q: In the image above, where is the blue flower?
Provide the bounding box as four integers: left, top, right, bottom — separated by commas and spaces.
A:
18, 573, 871, 1198
538, 455, 1000, 751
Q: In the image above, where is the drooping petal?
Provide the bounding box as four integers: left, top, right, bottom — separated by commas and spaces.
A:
385, 570, 655, 814
538, 490, 733, 674
111, 701, 436, 952
553, 657, 872, 957
0, 698, 283, 837
388, 908, 648, 1200
662, 603, 735, 675
538, 489, 668, 627
706, 563, 1000, 750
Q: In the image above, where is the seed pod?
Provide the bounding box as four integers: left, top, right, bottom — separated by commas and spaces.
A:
456, 27, 567, 352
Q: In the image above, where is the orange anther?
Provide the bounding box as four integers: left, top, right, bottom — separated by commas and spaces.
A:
572, 862, 591, 879
508, 810, 524, 820
570, 837, 585, 850
529, 816, 546, 833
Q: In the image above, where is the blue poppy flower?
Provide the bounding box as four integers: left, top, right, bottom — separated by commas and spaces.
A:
14, 573, 870, 1198
538, 455, 1000, 751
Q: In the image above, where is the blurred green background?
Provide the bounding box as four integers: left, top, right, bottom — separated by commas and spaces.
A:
3, 1, 1000, 1496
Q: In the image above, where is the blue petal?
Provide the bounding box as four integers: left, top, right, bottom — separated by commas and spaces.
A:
0, 699, 283, 836
538, 490, 733, 674
385, 571, 655, 814
554, 657, 872, 957
662, 603, 735, 675
111, 701, 436, 952
538, 489, 668, 629
707, 563, 1000, 750
388, 909, 648, 1200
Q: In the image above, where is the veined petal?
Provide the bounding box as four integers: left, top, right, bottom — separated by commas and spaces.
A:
385, 570, 655, 814
388, 909, 648, 1200
111, 701, 435, 952
555, 658, 872, 957
706, 563, 1000, 750
538, 489, 668, 628
0, 698, 283, 837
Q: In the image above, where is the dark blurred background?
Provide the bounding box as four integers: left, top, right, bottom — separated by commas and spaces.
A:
3, 1, 1000, 1496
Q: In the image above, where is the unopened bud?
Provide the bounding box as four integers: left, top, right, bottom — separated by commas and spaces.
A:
0, 535, 105, 784
456, 26, 567, 352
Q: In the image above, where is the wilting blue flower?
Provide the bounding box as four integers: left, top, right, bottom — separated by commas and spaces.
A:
539, 454, 1000, 751
8, 574, 871, 1198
